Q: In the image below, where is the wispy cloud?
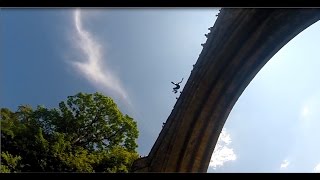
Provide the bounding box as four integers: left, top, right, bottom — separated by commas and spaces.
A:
300, 93, 320, 121
301, 106, 310, 118
313, 163, 320, 172
280, 159, 290, 169
209, 128, 236, 169
70, 9, 129, 105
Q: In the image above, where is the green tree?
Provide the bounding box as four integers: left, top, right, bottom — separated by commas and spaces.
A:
0, 152, 22, 172
0, 92, 139, 172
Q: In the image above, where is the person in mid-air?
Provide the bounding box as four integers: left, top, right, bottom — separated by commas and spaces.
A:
171, 78, 183, 94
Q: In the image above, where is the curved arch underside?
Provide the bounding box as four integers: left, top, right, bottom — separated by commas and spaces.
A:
132, 8, 320, 172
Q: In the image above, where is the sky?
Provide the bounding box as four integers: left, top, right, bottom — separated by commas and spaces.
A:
1, 8, 320, 173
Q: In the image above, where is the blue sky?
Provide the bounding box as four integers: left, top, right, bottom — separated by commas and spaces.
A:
1, 8, 320, 173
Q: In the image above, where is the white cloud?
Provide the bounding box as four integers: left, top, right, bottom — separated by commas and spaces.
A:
280, 159, 290, 169
209, 128, 236, 169
70, 9, 129, 105
313, 163, 320, 172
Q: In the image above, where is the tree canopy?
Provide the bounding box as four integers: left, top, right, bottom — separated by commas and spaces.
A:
0, 92, 139, 172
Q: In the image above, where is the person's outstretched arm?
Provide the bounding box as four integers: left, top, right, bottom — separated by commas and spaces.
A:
178, 78, 184, 84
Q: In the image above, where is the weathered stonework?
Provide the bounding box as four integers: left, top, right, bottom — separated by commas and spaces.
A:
132, 8, 320, 172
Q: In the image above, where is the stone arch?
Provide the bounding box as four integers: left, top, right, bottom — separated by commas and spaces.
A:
132, 8, 320, 172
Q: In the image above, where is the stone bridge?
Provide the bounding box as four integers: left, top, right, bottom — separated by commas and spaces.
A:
132, 8, 320, 172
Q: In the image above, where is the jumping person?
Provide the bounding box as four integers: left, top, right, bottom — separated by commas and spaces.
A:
171, 78, 183, 94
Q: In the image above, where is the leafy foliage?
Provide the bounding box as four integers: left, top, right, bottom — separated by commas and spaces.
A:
0, 92, 139, 172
